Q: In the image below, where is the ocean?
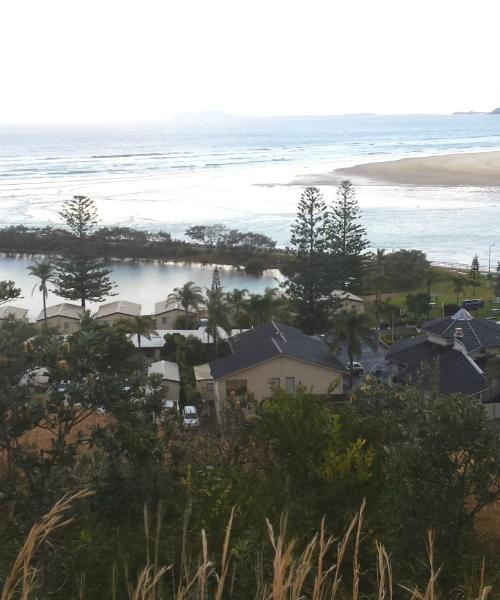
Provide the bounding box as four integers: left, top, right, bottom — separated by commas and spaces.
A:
1, 114, 500, 265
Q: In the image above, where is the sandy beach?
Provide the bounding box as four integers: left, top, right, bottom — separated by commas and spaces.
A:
300, 150, 500, 186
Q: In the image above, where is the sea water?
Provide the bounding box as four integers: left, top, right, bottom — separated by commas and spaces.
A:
1, 114, 500, 265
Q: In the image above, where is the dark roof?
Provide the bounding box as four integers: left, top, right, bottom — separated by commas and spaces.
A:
422, 308, 500, 353
209, 321, 346, 379
387, 335, 488, 397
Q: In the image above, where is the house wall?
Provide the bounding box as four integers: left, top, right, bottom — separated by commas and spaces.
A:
41, 316, 80, 334
333, 300, 364, 315
153, 310, 185, 329
96, 313, 136, 325
214, 356, 343, 421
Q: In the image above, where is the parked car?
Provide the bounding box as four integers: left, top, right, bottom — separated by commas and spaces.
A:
182, 405, 199, 428
345, 361, 364, 375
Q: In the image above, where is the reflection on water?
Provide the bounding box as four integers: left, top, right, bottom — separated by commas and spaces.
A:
0, 255, 282, 319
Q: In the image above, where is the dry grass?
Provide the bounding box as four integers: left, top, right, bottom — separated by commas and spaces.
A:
0, 492, 494, 600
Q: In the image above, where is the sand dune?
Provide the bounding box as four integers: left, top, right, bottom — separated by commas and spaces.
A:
332, 151, 500, 186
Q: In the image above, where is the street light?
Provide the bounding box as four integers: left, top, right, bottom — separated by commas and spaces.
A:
489, 243, 496, 274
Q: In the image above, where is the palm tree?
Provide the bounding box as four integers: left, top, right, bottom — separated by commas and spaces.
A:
248, 287, 287, 326
168, 281, 204, 313
453, 275, 465, 306
27, 259, 55, 324
226, 288, 249, 330
121, 315, 157, 348
329, 311, 378, 389
206, 289, 232, 357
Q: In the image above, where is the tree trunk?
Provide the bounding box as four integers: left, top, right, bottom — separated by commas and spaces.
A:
43, 292, 47, 324
349, 354, 354, 390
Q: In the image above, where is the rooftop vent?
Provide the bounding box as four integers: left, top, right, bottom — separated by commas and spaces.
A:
454, 327, 464, 338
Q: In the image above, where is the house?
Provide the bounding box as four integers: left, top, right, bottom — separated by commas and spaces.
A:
148, 360, 181, 404
37, 303, 83, 333
331, 290, 365, 314
195, 321, 347, 422
386, 308, 500, 418
95, 300, 141, 325
153, 299, 197, 329
0, 305, 29, 322
129, 326, 244, 361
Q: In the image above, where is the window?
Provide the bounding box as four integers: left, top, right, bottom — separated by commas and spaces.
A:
226, 379, 247, 398
206, 382, 215, 392
162, 316, 167, 324
285, 377, 295, 394
63, 322, 69, 331
269, 377, 280, 388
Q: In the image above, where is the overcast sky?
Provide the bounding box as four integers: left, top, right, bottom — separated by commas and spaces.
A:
1, 0, 500, 123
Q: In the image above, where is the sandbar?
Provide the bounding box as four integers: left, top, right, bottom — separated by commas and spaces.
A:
310, 150, 500, 186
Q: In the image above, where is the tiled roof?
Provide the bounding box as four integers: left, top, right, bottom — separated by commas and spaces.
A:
387, 335, 488, 396
422, 309, 500, 353
331, 290, 364, 303
96, 300, 141, 318
209, 321, 347, 379
38, 303, 83, 322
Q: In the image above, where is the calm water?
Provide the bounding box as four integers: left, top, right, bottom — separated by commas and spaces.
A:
1, 114, 500, 264
0, 254, 281, 320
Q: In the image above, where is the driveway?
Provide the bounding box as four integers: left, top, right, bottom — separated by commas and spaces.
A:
333, 341, 388, 389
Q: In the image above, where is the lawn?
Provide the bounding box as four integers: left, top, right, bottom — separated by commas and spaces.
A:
365, 267, 500, 321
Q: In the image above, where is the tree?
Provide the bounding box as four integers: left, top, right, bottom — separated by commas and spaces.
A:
168, 281, 204, 313
326, 180, 369, 292
494, 261, 500, 298
406, 292, 431, 320
384, 249, 430, 290
226, 288, 250, 330
329, 310, 378, 388
206, 271, 231, 356
0, 280, 21, 305
54, 196, 116, 308
371, 248, 389, 301
452, 275, 466, 305
117, 315, 157, 348
27, 259, 55, 323
469, 254, 481, 295
247, 288, 288, 326
185, 225, 208, 244
283, 187, 331, 334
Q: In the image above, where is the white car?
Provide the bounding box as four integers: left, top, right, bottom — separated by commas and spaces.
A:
182, 405, 200, 428
345, 361, 364, 375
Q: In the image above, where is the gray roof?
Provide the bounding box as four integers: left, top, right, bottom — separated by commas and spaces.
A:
0, 305, 29, 320
422, 309, 500, 353
96, 300, 141, 319
209, 321, 347, 379
387, 335, 488, 397
38, 303, 83, 322
148, 360, 180, 382
155, 298, 191, 315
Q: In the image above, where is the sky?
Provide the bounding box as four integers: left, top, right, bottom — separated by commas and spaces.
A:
1, 0, 500, 123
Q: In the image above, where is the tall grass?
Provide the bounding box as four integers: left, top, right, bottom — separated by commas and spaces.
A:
0, 492, 493, 599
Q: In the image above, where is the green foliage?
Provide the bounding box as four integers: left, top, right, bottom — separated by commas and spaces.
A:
327, 180, 369, 291
384, 249, 430, 290
284, 187, 332, 334
168, 280, 204, 312
469, 254, 481, 294
405, 291, 431, 319
0, 280, 21, 305
54, 196, 116, 307
27, 259, 55, 322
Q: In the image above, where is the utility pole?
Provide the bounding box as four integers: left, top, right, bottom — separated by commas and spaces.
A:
489, 243, 496, 274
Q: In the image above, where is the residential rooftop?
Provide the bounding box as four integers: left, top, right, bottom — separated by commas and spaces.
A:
37, 303, 84, 322
386, 335, 488, 397
95, 300, 141, 319
422, 308, 500, 353
209, 321, 347, 379
148, 360, 180, 382
0, 305, 29, 320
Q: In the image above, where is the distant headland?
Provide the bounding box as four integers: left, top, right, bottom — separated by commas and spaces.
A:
453, 107, 500, 115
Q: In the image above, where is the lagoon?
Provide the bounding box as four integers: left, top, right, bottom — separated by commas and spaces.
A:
0, 255, 282, 320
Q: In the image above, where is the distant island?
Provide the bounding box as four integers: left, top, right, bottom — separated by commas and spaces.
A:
453, 107, 500, 115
